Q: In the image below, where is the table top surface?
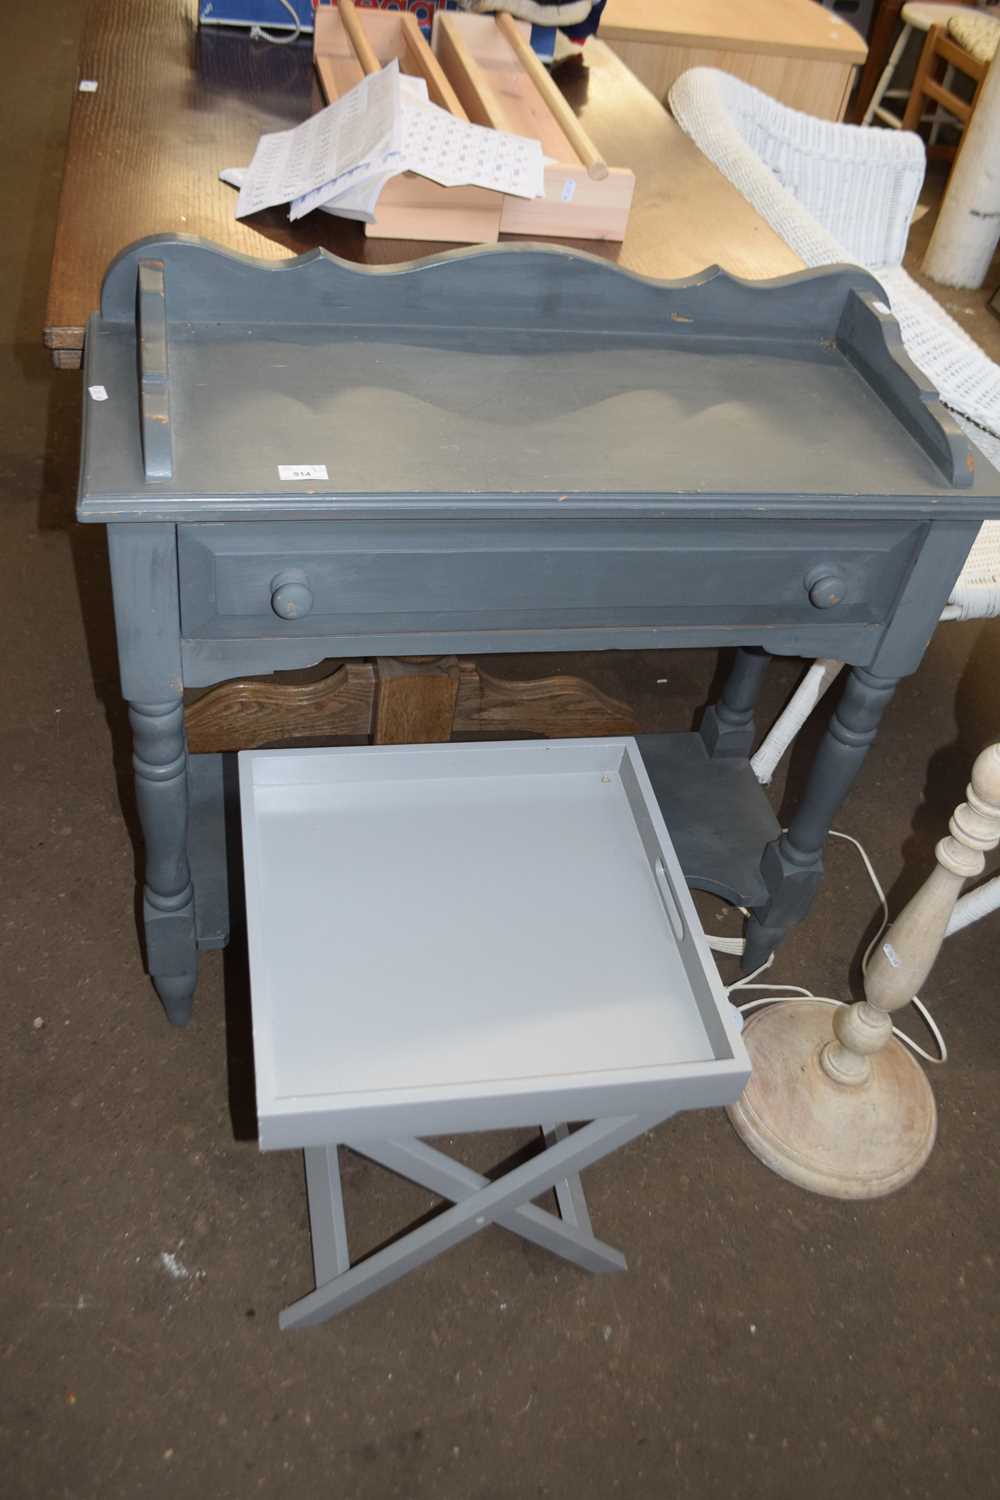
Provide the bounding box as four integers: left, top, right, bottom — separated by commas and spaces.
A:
81, 239, 996, 522
601, 0, 868, 60
45, 0, 803, 356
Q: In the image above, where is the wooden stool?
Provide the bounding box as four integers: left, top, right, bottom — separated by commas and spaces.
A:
861, 2, 980, 127
238, 738, 749, 1327
902, 13, 998, 158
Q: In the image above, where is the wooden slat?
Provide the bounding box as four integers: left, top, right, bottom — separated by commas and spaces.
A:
902, 24, 940, 132
136, 259, 172, 480
924, 78, 973, 124
432, 12, 513, 131
903, 25, 982, 134
936, 32, 988, 82
44, 0, 803, 358
494, 13, 608, 179
399, 12, 468, 120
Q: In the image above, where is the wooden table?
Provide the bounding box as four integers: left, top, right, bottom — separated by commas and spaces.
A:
54, 1, 860, 1029
601, 0, 867, 120
80, 236, 996, 1026
44, 0, 803, 368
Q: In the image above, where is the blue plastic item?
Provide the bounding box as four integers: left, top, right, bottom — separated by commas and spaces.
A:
199, 0, 315, 32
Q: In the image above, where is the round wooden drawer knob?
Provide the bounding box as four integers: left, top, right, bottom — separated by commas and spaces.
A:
270, 570, 313, 620
806, 568, 847, 610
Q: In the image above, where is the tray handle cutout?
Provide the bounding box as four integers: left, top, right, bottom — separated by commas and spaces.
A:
654, 859, 686, 944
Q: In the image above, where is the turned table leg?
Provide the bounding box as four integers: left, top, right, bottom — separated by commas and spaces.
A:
865, 742, 1000, 1007
743, 665, 899, 970
129, 699, 198, 1024
109, 523, 199, 1024
701, 647, 770, 759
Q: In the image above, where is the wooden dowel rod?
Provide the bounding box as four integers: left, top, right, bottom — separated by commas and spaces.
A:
400, 12, 468, 120
338, 0, 381, 77
494, 12, 608, 180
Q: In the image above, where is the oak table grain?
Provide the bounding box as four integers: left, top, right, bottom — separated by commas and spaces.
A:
45, 0, 802, 366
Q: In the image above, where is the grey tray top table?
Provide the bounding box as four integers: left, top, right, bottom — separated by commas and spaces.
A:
78, 235, 1000, 1024
239, 737, 749, 1327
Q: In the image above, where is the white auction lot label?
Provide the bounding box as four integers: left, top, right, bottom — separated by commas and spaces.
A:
277, 464, 329, 482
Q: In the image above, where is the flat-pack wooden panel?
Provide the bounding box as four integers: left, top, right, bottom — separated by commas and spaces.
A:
239, 739, 749, 1147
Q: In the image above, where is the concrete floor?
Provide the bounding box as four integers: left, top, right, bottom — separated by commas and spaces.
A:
3, 8, 1000, 1498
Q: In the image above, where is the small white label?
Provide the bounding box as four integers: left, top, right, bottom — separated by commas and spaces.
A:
78, 79, 98, 92
560, 178, 577, 204
882, 941, 902, 969
277, 464, 328, 482
88, 384, 109, 402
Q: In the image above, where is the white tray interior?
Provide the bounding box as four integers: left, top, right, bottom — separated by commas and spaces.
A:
240, 741, 727, 1122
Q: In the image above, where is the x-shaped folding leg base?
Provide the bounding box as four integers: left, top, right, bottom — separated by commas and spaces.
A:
281, 1114, 660, 1330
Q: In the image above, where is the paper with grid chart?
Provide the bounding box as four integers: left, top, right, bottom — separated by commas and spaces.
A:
235, 60, 403, 219
231, 60, 545, 226
397, 97, 545, 195
287, 84, 545, 221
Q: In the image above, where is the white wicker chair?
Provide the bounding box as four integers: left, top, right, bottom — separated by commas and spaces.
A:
669, 67, 1000, 784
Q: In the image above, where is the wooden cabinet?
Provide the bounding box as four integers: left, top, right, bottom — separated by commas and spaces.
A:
601, 0, 868, 121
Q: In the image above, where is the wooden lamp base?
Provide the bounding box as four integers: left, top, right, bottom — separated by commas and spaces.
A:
729, 744, 1000, 1201
727, 1001, 937, 1200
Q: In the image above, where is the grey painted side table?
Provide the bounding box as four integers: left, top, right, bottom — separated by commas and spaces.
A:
77, 235, 1000, 1024
239, 738, 751, 1326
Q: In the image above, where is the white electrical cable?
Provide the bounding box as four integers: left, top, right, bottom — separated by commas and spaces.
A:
250, 0, 303, 46
707, 934, 744, 956
708, 828, 947, 1065
946, 870, 1000, 936
749, 658, 844, 786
